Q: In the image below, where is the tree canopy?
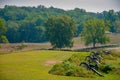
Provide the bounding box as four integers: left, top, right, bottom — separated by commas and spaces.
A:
113, 20, 120, 33
81, 19, 110, 47
45, 15, 76, 48
0, 18, 8, 43
0, 5, 120, 43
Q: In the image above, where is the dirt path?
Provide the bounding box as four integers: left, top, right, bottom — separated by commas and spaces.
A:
44, 60, 62, 66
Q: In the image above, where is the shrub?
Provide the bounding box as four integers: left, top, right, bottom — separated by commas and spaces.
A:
100, 65, 113, 73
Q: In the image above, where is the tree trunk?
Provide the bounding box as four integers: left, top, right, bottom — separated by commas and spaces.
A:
93, 38, 96, 48
93, 42, 96, 48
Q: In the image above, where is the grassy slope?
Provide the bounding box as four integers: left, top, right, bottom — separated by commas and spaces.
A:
0, 50, 120, 80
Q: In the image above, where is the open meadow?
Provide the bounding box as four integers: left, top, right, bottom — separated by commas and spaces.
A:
0, 50, 120, 80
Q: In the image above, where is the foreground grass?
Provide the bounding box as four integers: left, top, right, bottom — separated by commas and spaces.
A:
0, 50, 120, 80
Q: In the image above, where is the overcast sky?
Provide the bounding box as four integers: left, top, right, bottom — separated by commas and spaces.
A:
0, 0, 120, 12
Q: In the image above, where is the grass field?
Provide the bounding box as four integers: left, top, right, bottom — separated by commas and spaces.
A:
0, 50, 120, 80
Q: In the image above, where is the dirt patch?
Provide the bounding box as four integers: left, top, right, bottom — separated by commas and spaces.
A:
44, 60, 62, 66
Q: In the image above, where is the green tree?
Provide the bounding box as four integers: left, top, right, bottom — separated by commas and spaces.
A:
45, 15, 76, 49
6, 21, 19, 42
113, 20, 120, 33
102, 10, 119, 33
0, 35, 9, 43
0, 18, 8, 43
81, 19, 110, 47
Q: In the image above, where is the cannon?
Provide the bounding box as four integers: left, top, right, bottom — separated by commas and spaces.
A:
80, 62, 104, 77
85, 51, 103, 64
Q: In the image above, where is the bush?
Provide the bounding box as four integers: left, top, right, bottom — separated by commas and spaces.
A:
100, 65, 113, 73
0, 35, 9, 43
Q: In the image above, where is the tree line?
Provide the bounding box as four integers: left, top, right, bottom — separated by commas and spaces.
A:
0, 5, 120, 44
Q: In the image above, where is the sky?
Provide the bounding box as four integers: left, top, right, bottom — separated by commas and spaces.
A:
0, 0, 120, 12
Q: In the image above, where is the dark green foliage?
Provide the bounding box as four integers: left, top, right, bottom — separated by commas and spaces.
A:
100, 65, 113, 73
0, 5, 120, 43
113, 20, 120, 33
45, 15, 76, 48
6, 21, 20, 42
102, 10, 120, 33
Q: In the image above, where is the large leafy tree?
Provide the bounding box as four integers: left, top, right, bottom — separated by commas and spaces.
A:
0, 18, 9, 43
81, 19, 110, 47
45, 15, 76, 49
